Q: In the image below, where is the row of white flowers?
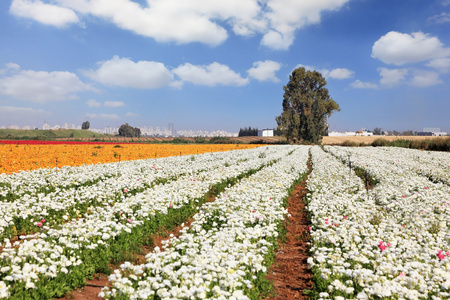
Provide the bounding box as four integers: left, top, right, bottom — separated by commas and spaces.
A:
0, 147, 279, 239
0, 146, 295, 298
101, 146, 311, 299
307, 146, 450, 299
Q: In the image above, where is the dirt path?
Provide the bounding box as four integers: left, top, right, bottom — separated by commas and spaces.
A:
61, 174, 314, 299
264, 173, 313, 299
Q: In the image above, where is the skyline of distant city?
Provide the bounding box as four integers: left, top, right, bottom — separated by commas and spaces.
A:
0, 122, 241, 137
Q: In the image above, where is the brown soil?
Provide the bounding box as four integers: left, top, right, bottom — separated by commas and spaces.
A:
264, 173, 313, 299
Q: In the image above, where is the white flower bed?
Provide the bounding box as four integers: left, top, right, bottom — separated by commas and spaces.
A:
101, 146, 310, 299
0, 146, 295, 298
307, 146, 450, 299
0, 147, 279, 239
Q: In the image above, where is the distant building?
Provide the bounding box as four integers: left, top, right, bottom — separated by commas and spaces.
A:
258, 129, 274, 137
422, 128, 447, 136
329, 129, 372, 137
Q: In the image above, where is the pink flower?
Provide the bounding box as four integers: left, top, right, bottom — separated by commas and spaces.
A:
424, 187, 428, 189
446, 252, 450, 256
169, 204, 173, 208
308, 227, 312, 231
343, 216, 348, 219
378, 241, 389, 252
325, 221, 329, 225
437, 252, 446, 261
256, 216, 262, 220
402, 195, 406, 198
41, 218, 46, 223
398, 272, 405, 276
252, 210, 255, 213
126, 218, 132, 223
333, 223, 338, 226
36, 222, 43, 227
401, 224, 406, 227
124, 188, 128, 193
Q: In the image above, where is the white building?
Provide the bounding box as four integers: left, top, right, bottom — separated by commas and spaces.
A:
258, 129, 274, 137
423, 128, 447, 136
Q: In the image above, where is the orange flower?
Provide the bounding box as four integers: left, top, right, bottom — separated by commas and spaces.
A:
0, 143, 261, 174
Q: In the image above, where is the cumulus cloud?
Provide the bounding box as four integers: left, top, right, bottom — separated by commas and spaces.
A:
372, 31, 450, 65
247, 60, 281, 82
0, 66, 94, 103
86, 113, 120, 120
378, 67, 409, 87
86, 99, 101, 107
294, 64, 353, 80
428, 12, 450, 23
261, 0, 350, 49
104, 100, 124, 107
10, 0, 80, 27
173, 62, 249, 86
410, 70, 443, 87
426, 57, 450, 73
10, 0, 350, 49
85, 56, 173, 89
324, 68, 354, 79
350, 80, 377, 89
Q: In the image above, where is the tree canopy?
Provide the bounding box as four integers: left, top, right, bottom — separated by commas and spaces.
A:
275, 67, 340, 144
81, 121, 90, 130
118, 123, 141, 137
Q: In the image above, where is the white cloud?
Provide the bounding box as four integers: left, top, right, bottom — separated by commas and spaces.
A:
350, 80, 378, 89
85, 56, 173, 89
125, 112, 138, 117
378, 67, 409, 87
293, 64, 353, 80
104, 100, 125, 107
11, 0, 350, 49
0, 67, 94, 103
86, 99, 101, 107
410, 70, 443, 87
326, 68, 354, 79
261, 0, 350, 49
372, 31, 450, 65
428, 12, 450, 24
0, 106, 50, 124
10, 0, 80, 27
86, 113, 120, 120
426, 57, 450, 73
247, 60, 281, 82
173, 62, 249, 86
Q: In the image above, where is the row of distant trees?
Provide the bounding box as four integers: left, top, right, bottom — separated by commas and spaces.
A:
373, 128, 432, 136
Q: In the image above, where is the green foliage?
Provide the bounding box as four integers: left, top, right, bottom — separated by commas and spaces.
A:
209, 136, 232, 144
238, 126, 258, 137
118, 123, 141, 137
370, 137, 450, 152
81, 120, 90, 130
0, 129, 108, 140
276, 67, 340, 144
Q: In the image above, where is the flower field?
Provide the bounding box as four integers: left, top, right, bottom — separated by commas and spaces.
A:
0, 143, 449, 299
0, 141, 258, 174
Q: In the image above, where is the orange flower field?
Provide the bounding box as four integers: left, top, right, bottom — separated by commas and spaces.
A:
0, 143, 261, 174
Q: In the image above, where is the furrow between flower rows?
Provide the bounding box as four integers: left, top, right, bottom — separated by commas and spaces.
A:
101, 146, 310, 300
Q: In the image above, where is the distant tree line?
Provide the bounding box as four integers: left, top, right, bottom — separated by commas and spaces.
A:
238, 127, 258, 137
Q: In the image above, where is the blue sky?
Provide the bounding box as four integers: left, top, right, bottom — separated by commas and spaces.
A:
0, 0, 449, 133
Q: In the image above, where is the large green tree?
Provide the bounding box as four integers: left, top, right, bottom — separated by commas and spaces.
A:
276, 67, 340, 143
118, 123, 141, 137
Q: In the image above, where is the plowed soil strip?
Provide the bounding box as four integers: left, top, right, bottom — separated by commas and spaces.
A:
264, 172, 313, 299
